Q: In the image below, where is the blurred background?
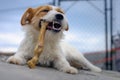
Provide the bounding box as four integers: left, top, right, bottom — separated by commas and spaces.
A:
0, 0, 120, 71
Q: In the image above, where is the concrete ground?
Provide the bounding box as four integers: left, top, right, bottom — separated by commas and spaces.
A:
0, 60, 120, 80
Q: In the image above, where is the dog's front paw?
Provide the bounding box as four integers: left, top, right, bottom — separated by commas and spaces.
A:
60, 67, 78, 74
7, 56, 26, 65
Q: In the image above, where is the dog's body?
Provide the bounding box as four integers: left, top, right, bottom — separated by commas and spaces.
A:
7, 5, 102, 74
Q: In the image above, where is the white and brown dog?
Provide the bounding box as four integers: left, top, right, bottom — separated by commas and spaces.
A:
7, 5, 102, 74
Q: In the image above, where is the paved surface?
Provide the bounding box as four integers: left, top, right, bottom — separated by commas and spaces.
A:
0, 60, 120, 80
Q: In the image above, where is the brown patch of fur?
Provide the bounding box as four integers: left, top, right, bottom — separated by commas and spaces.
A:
30, 6, 52, 30
21, 5, 67, 31
56, 8, 64, 14
21, 8, 34, 25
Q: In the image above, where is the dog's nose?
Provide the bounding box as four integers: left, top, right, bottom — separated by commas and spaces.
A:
55, 14, 63, 20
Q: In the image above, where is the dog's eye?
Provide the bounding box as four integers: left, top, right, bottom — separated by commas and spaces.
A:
41, 10, 49, 12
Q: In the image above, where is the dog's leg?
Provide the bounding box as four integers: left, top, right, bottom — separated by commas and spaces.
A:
72, 53, 102, 72
67, 49, 101, 72
61, 43, 102, 72
7, 47, 27, 65
7, 29, 38, 65
54, 57, 78, 74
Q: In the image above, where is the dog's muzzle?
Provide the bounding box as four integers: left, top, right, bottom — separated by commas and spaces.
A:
39, 20, 62, 32
47, 21, 62, 32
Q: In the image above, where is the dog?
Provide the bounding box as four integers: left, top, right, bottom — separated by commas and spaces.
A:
7, 5, 102, 74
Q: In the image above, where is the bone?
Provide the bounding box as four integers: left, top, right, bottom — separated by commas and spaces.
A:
27, 20, 48, 68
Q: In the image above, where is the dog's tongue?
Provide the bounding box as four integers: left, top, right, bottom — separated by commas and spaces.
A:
47, 21, 62, 32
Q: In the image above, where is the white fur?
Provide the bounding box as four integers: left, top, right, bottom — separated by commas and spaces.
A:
7, 5, 102, 74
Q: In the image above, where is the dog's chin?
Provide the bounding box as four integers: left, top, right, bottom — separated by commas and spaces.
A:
39, 20, 62, 32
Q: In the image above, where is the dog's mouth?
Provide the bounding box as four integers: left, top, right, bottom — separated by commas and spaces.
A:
39, 20, 62, 32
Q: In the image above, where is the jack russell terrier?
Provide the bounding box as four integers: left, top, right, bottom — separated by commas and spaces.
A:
7, 5, 102, 74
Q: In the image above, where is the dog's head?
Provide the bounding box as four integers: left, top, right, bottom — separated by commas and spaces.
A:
21, 5, 69, 32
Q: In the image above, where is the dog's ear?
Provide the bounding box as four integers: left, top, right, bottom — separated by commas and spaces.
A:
65, 24, 69, 31
21, 8, 34, 25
